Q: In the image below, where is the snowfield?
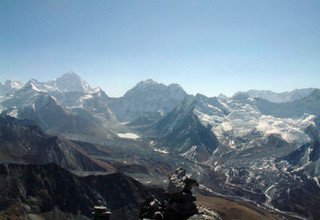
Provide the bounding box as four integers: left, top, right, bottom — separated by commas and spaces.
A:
117, 133, 140, 139
194, 96, 317, 149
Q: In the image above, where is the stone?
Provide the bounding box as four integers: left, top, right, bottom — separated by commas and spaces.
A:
140, 168, 201, 220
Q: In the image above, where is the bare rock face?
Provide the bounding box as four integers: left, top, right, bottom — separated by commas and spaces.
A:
165, 168, 199, 219
0, 163, 164, 220
0, 114, 106, 171
167, 168, 187, 194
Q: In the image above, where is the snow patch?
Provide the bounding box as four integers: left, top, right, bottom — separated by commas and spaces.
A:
154, 148, 169, 154
291, 161, 311, 173
181, 145, 198, 159
30, 82, 44, 92
117, 133, 140, 139
313, 177, 320, 188
8, 109, 18, 118
81, 94, 93, 100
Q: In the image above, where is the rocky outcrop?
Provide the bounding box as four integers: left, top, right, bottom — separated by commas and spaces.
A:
139, 168, 221, 220
0, 163, 164, 220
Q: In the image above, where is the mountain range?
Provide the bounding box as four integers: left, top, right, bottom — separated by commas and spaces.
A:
0, 71, 319, 219
235, 88, 316, 103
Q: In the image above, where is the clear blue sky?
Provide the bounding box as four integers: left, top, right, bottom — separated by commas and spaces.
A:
1, 0, 319, 97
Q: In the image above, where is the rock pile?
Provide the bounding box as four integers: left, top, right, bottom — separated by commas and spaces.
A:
139, 168, 201, 220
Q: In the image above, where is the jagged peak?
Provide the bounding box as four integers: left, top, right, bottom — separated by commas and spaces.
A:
135, 79, 160, 87
1, 79, 23, 86
0, 80, 24, 95
22, 80, 45, 92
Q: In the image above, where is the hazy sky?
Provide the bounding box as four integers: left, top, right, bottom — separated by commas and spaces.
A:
1, 0, 319, 97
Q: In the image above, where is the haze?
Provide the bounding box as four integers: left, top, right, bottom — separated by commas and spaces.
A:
1, 0, 319, 97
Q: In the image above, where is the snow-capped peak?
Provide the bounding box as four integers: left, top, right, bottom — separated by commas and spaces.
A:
0, 80, 24, 95
55, 71, 94, 93
23, 79, 47, 92
3, 80, 24, 89
234, 88, 316, 103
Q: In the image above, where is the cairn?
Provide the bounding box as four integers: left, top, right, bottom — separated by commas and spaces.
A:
140, 168, 199, 220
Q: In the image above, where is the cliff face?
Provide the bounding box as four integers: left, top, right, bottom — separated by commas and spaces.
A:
0, 163, 164, 220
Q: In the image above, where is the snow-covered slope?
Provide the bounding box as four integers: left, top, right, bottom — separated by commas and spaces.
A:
0, 80, 24, 95
15, 94, 116, 139
191, 92, 319, 151
148, 88, 319, 163
0, 72, 124, 140
110, 79, 188, 123
20, 72, 95, 93
253, 89, 320, 118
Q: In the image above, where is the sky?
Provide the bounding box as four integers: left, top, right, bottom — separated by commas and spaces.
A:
1, 0, 319, 97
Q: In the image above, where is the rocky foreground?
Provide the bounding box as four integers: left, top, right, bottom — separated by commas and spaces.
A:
0, 163, 163, 220
0, 163, 287, 220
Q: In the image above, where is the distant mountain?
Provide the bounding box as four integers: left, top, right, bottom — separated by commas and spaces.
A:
53, 89, 122, 131
147, 96, 220, 162
0, 73, 123, 140
1, 81, 47, 109
18, 72, 95, 93
1, 73, 320, 219
0, 114, 107, 171
1, 72, 100, 108
0, 163, 164, 220
54, 71, 94, 93
4, 94, 115, 139
193, 91, 319, 151
0, 80, 24, 95
145, 87, 320, 164
110, 79, 188, 123
253, 89, 320, 118
235, 88, 316, 103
